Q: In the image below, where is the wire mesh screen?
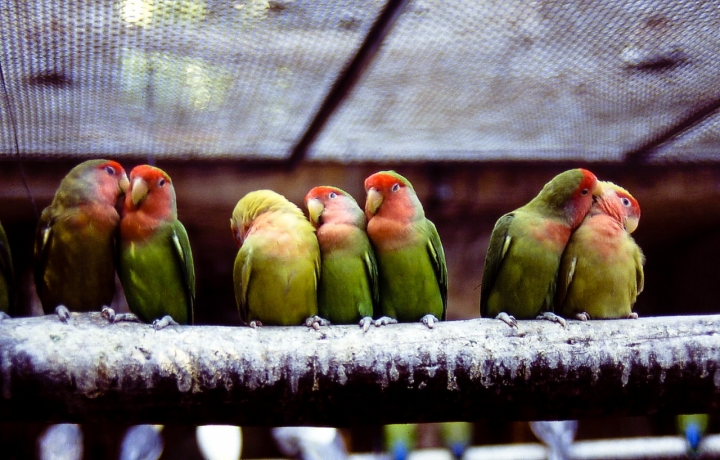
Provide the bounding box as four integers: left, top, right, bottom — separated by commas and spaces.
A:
0, 0, 719, 162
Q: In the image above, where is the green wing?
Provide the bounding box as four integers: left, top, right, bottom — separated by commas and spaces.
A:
233, 247, 251, 324
0, 222, 15, 313
480, 212, 514, 317
363, 245, 380, 319
171, 220, 195, 325
426, 220, 448, 320
33, 209, 54, 306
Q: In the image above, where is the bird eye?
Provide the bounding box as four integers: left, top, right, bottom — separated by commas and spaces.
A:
158, 179, 166, 187
621, 198, 631, 207
329, 192, 337, 199
391, 183, 400, 192
581, 188, 589, 196
104, 166, 115, 175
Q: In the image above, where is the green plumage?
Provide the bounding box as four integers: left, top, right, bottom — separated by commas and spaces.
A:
557, 182, 644, 320
480, 168, 598, 320
364, 171, 447, 324
0, 222, 14, 314
481, 212, 566, 319
306, 186, 379, 325
119, 220, 195, 324
232, 190, 320, 326
34, 159, 128, 313
118, 165, 195, 326
317, 237, 377, 323
375, 225, 447, 322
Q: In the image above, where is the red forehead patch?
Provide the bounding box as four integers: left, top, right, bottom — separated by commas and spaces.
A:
364, 172, 406, 191
130, 165, 170, 183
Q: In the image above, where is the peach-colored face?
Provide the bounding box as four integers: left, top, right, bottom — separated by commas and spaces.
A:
608, 185, 641, 233
565, 169, 601, 229
125, 165, 175, 219
92, 160, 129, 207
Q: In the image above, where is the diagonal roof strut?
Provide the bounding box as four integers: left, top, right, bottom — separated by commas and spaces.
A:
286, 0, 411, 169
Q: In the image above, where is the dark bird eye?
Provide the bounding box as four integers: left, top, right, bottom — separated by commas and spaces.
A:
581, 188, 589, 195
329, 192, 337, 199
104, 166, 115, 175
158, 179, 166, 187
622, 198, 631, 207
391, 183, 400, 192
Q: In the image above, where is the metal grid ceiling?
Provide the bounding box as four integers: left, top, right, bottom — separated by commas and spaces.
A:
0, 0, 719, 162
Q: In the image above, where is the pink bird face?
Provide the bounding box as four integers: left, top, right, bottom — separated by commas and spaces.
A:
565, 169, 601, 229
363, 172, 416, 222
305, 186, 361, 227
125, 165, 176, 221
92, 160, 129, 209
599, 182, 641, 233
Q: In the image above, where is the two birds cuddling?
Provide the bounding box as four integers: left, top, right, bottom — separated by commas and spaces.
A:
17, 161, 643, 332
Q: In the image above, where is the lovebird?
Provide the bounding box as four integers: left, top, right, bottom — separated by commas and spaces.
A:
231, 190, 323, 328
34, 159, 129, 321
480, 168, 600, 328
305, 186, 378, 331
364, 171, 447, 329
557, 181, 644, 320
113, 165, 195, 329
0, 221, 14, 319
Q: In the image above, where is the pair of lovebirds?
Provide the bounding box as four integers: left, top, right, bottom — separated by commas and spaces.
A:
32, 160, 193, 329
481, 168, 644, 327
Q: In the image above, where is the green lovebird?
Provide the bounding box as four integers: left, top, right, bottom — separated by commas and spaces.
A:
364, 171, 447, 329
231, 190, 322, 328
480, 168, 601, 328
34, 160, 129, 321
305, 186, 379, 331
114, 165, 195, 329
557, 181, 644, 320
0, 221, 14, 319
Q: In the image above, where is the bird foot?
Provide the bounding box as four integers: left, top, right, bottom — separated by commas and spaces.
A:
537, 311, 567, 328
153, 315, 179, 330
0, 312, 10, 321
55, 305, 71, 323
249, 320, 263, 328
421, 314, 439, 329
101, 307, 141, 324
495, 312, 518, 328
575, 312, 591, 321
374, 316, 398, 327
359, 316, 374, 332
305, 315, 330, 330
627, 312, 639, 319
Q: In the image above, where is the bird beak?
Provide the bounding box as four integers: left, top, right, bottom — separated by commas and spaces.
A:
230, 220, 243, 247
365, 188, 383, 217
131, 177, 149, 207
625, 216, 639, 234
306, 199, 324, 226
591, 181, 603, 202
119, 174, 130, 194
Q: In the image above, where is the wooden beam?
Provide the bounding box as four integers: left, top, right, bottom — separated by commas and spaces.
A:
1, 314, 719, 425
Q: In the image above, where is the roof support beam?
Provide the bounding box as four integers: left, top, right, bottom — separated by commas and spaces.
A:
286, 0, 411, 168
